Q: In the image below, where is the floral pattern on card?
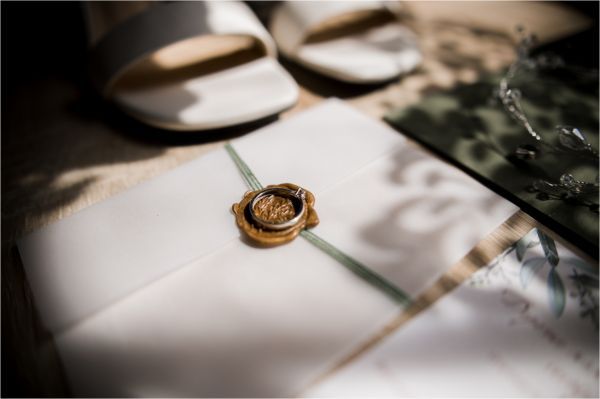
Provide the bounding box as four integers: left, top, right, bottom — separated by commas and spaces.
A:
470, 228, 598, 330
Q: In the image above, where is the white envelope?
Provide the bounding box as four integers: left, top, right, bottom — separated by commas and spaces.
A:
18, 99, 518, 396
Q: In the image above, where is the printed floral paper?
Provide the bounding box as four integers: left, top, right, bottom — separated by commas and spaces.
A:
307, 228, 599, 397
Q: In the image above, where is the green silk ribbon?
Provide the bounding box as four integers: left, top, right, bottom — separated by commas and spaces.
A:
225, 142, 411, 306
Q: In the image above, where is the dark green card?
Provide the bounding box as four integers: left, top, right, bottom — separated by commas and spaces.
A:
385, 69, 598, 259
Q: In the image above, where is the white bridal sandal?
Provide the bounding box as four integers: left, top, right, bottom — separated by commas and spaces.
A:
270, 1, 422, 84
85, 1, 298, 131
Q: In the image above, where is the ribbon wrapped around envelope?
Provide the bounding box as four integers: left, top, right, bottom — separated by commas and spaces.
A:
17, 99, 517, 396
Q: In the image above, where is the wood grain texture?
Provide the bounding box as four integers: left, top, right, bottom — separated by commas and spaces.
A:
1, 2, 591, 396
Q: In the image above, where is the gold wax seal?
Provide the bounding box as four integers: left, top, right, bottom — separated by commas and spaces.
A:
232, 183, 319, 246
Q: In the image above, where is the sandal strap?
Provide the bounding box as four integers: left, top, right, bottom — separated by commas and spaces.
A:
270, 1, 401, 55
89, 1, 276, 96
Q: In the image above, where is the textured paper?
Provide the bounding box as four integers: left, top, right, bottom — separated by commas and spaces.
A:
307, 228, 599, 397
18, 99, 517, 396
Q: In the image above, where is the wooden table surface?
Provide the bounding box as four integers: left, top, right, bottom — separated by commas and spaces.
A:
1, 2, 593, 396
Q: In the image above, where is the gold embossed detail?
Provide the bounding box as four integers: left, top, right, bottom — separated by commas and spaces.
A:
253, 195, 295, 224
232, 183, 319, 246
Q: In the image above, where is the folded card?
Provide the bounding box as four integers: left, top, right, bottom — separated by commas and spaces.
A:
307, 228, 599, 397
18, 99, 518, 396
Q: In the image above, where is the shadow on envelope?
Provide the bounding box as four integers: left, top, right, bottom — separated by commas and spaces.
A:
359, 145, 514, 289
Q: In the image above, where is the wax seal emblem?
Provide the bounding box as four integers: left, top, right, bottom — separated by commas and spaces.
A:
232, 183, 319, 246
